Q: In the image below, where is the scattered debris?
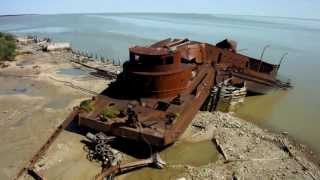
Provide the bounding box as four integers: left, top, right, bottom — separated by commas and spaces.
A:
43, 42, 71, 52
85, 132, 120, 167
181, 111, 320, 180
84, 132, 166, 180
95, 153, 166, 180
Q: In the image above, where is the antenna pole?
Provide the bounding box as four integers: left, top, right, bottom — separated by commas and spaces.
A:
278, 52, 288, 68
258, 45, 270, 72
276, 52, 288, 73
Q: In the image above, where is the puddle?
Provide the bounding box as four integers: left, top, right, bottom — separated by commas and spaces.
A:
0, 82, 33, 95
16, 60, 34, 66
161, 140, 218, 166
56, 68, 91, 76
122, 166, 185, 180
0, 76, 61, 97
123, 140, 218, 180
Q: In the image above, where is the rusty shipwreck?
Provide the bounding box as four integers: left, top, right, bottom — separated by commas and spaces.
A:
78, 38, 290, 147
16, 38, 291, 179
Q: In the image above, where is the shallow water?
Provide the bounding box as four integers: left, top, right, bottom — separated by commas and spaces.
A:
56, 67, 90, 76
123, 140, 218, 180
0, 77, 34, 95
161, 140, 218, 166
236, 90, 320, 153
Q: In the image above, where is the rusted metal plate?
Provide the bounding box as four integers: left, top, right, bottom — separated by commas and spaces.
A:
78, 63, 216, 146
129, 46, 170, 56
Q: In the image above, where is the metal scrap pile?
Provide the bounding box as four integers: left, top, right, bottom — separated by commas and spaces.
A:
85, 132, 122, 167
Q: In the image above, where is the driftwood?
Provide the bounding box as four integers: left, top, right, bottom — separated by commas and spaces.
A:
212, 137, 228, 161
95, 153, 166, 180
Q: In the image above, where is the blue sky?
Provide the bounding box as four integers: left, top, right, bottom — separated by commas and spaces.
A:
1, 0, 320, 19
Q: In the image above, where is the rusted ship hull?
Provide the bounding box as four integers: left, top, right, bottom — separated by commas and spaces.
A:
77, 38, 291, 147
78, 64, 215, 146
229, 72, 282, 94
214, 39, 291, 94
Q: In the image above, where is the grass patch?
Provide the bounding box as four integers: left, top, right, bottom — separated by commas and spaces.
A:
0, 32, 16, 61
80, 99, 93, 112
101, 105, 121, 119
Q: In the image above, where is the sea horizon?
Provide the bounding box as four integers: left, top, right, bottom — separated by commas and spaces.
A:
1, 12, 320, 22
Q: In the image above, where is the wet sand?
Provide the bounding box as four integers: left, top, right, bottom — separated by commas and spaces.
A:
0, 40, 109, 179
0, 77, 86, 179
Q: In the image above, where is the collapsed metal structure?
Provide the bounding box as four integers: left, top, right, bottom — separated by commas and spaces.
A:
15, 38, 291, 180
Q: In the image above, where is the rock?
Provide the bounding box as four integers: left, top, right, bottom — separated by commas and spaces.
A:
181, 111, 320, 180
38, 163, 45, 167
223, 121, 241, 128
0, 61, 10, 68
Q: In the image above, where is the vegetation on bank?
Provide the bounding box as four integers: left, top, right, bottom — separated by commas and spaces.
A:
0, 32, 16, 61
80, 99, 93, 112
101, 105, 121, 119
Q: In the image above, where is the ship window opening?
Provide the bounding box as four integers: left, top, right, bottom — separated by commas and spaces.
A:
217, 53, 222, 64
166, 57, 174, 64
141, 56, 164, 65
181, 58, 189, 63
156, 101, 170, 111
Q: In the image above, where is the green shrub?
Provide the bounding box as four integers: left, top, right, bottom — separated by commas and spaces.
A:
101, 105, 121, 119
0, 32, 16, 61
80, 99, 93, 112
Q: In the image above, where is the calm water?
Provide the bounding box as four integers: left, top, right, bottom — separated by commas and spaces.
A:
1, 13, 320, 153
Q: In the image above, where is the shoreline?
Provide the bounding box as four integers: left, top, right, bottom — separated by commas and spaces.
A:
0, 35, 319, 179
179, 111, 320, 179
233, 112, 320, 166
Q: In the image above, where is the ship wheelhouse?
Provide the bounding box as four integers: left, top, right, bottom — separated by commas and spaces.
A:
123, 46, 193, 99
